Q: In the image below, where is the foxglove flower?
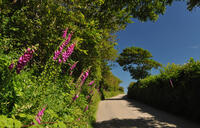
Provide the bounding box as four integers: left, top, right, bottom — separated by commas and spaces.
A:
69, 61, 78, 75
53, 50, 60, 60
63, 32, 73, 47
8, 63, 14, 70
75, 72, 84, 88
62, 28, 68, 39
84, 105, 89, 112
70, 61, 78, 71
169, 79, 174, 88
37, 107, 45, 117
53, 30, 73, 62
35, 107, 46, 124
58, 58, 62, 63
62, 43, 76, 63
36, 117, 41, 124
16, 48, 34, 74
72, 94, 79, 101
80, 70, 89, 86
88, 81, 94, 86
60, 32, 73, 53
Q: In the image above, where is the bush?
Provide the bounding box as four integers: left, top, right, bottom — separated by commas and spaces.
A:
128, 58, 200, 121
0, 33, 101, 127
0, 1, 123, 126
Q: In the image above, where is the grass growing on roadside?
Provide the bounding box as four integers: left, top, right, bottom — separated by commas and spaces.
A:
103, 90, 124, 99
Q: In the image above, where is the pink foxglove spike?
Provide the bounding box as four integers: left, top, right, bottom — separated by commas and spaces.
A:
35, 107, 46, 124
169, 79, 174, 88
35, 117, 41, 124
70, 61, 78, 71
72, 94, 79, 101
84, 105, 89, 112
62, 28, 68, 39
88, 81, 94, 86
8, 63, 14, 70
16, 48, 34, 74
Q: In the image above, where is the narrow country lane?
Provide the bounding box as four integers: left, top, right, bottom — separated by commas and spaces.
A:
95, 94, 200, 128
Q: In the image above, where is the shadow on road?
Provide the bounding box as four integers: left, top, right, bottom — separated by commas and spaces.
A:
95, 95, 200, 128
94, 118, 176, 128
125, 97, 200, 128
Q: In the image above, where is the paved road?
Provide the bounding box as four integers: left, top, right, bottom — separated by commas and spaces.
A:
95, 94, 200, 128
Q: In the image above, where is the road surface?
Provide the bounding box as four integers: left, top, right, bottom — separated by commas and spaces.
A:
95, 94, 200, 128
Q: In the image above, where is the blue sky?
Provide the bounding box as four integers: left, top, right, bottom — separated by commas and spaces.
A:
111, 2, 200, 93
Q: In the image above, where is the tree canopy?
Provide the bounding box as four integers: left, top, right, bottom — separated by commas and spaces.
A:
187, 0, 200, 11
117, 47, 162, 80
0, 0, 199, 95
0, 0, 200, 126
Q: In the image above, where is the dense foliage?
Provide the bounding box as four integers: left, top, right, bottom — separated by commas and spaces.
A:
0, 0, 125, 127
117, 46, 162, 80
1, 0, 199, 127
186, 0, 200, 11
0, 33, 103, 127
128, 58, 200, 121
100, 64, 124, 98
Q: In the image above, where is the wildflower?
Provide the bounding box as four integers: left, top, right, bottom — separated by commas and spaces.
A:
8, 63, 14, 70
63, 32, 73, 47
62, 43, 76, 63
81, 70, 89, 85
75, 72, 84, 88
53, 30, 73, 61
70, 61, 78, 71
16, 48, 34, 74
88, 81, 94, 86
53, 50, 60, 60
36, 117, 41, 124
60, 31, 73, 53
72, 94, 79, 101
169, 79, 174, 88
84, 105, 89, 112
58, 58, 62, 63
69, 61, 78, 75
37, 107, 45, 117
62, 28, 68, 39
35, 107, 46, 124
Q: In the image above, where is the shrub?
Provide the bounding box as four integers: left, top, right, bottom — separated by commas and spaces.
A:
128, 58, 200, 121
0, 30, 101, 127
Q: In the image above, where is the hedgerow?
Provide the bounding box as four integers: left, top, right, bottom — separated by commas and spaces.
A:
0, 30, 102, 127
0, 1, 124, 127
128, 58, 200, 121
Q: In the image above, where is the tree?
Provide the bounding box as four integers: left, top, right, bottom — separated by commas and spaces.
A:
1, 0, 198, 98
187, 0, 200, 11
117, 46, 162, 80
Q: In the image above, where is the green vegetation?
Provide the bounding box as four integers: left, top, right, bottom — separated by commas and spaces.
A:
100, 64, 124, 99
0, 0, 125, 127
0, 38, 102, 127
103, 90, 124, 99
117, 46, 162, 80
128, 58, 200, 121
1, 0, 199, 127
